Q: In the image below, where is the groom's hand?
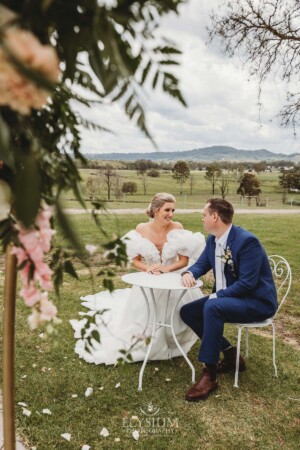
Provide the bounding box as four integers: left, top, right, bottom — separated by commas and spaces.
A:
181, 272, 196, 287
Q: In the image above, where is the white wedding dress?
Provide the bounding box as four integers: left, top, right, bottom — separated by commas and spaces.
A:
70, 229, 206, 365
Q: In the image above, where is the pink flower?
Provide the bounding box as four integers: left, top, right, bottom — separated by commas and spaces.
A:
34, 261, 53, 290
0, 28, 61, 115
18, 230, 44, 263
14, 201, 57, 326
39, 228, 56, 252
18, 229, 39, 251
11, 246, 28, 265
39, 293, 57, 321
27, 308, 40, 330
35, 205, 53, 229
20, 261, 31, 285
20, 282, 42, 307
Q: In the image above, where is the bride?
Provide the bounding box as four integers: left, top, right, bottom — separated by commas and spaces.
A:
70, 193, 206, 365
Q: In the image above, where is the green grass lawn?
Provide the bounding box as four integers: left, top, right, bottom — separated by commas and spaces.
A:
1, 213, 299, 449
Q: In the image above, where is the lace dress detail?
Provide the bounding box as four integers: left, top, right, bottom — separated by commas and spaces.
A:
70, 229, 206, 365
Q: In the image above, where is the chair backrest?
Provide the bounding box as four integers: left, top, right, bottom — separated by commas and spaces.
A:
268, 255, 292, 317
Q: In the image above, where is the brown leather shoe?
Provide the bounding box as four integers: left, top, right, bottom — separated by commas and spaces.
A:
217, 346, 246, 373
185, 368, 218, 402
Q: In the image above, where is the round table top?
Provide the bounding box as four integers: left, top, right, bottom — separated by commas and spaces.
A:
122, 271, 203, 290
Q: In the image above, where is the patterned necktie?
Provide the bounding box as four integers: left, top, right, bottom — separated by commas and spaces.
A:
215, 241, 223, 292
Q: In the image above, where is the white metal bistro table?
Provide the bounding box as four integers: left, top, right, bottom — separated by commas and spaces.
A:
122, 272, 203, 391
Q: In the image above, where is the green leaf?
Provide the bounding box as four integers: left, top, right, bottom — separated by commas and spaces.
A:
53, 264, 63, 297
64, 260, 79, 279
162, 72, 187, 107
159, 60, 180, 65
0, 114, 14, 168
155, 45, 182, 55
91, 329, 101, 343
73, 179, 87, 210
14, 152, 41, 227
152, 71, 160, 89
141, 60, 151, 84
55, 200, 86, 261
111, 81, 129, 102
103, 278, 114, 292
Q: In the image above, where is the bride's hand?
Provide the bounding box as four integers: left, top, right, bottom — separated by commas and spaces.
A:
156, 266, 168, 273
146, 264, 163, 275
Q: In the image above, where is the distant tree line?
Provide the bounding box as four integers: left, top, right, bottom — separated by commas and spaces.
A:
77, 158, 297, 171
82, 158, 299, 202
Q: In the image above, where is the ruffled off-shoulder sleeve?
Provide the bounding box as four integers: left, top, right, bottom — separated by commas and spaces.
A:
121, 230, 159, 263
164, 229, 206, 265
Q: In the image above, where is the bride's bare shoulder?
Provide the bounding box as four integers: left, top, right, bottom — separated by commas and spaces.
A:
171, 221, 184, 230
135, 223, 149, 233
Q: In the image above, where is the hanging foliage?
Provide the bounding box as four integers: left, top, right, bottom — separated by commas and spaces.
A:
0, 0, 187, 328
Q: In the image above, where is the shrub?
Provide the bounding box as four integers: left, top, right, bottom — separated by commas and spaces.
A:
122, 181, 137, 195
147, 169, 160, 177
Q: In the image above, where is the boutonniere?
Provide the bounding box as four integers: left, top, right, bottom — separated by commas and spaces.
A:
218, 246, 236, 277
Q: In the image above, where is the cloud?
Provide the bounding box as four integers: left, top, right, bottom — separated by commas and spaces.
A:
76, 0, 299, 156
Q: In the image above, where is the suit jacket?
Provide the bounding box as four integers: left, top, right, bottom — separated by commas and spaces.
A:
187, 225, 277, 315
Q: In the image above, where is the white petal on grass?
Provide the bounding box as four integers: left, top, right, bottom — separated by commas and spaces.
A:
71, 394, 78, 398
42, 408, 52, 415
131, 416, 139, 420
99, 386, 104, 390
132, 430, 140, 441
85, 244, 98, 255
115, 438, 121, 442
85, 387, 93, 397
22, 408, 31, 417
100, 427, 109, 437
115, 382, 121, 388
165, 378, 171, 382
82, 445, 91, 450
61, 433, 71, 441
17, 402, 27, 407
21, 375, 27, 379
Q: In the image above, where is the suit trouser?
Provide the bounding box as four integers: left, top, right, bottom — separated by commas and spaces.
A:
180, 295, 270, 365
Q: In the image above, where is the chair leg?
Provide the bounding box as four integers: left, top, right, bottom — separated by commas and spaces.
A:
245, 327, 249, 357
271, 322, 278, 377
234, 326, 243, 388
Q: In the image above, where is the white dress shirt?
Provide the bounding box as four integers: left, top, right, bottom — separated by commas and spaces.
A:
209, 225, 232, 299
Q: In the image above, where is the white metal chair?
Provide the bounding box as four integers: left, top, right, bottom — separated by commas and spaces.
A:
232, 255, 292, 388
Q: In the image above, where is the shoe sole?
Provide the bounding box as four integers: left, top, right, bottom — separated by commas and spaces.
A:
185, 384, 218, 402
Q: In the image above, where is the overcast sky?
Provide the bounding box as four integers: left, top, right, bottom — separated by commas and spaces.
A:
77, 0, 300, 156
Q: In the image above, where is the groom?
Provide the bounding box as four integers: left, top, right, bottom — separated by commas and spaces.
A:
180, 198, 277, 401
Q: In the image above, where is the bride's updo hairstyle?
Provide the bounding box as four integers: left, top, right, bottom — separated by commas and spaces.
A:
146, 192, 176, 219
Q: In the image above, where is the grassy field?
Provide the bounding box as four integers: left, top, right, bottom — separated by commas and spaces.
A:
61, 169, 300, 210
0, 213, 299, 449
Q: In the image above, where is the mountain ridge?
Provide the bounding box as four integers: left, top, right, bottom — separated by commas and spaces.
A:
83, 145, 300, 162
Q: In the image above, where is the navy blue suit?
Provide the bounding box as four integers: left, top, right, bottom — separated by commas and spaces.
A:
180, 225, 277, 365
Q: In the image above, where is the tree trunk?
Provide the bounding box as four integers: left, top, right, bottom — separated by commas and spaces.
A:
2, 245, 17, 450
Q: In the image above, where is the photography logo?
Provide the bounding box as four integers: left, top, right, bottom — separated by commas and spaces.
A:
122, 401, 179, 436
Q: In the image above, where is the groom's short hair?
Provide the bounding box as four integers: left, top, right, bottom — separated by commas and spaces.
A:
206, 198, 234, 224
